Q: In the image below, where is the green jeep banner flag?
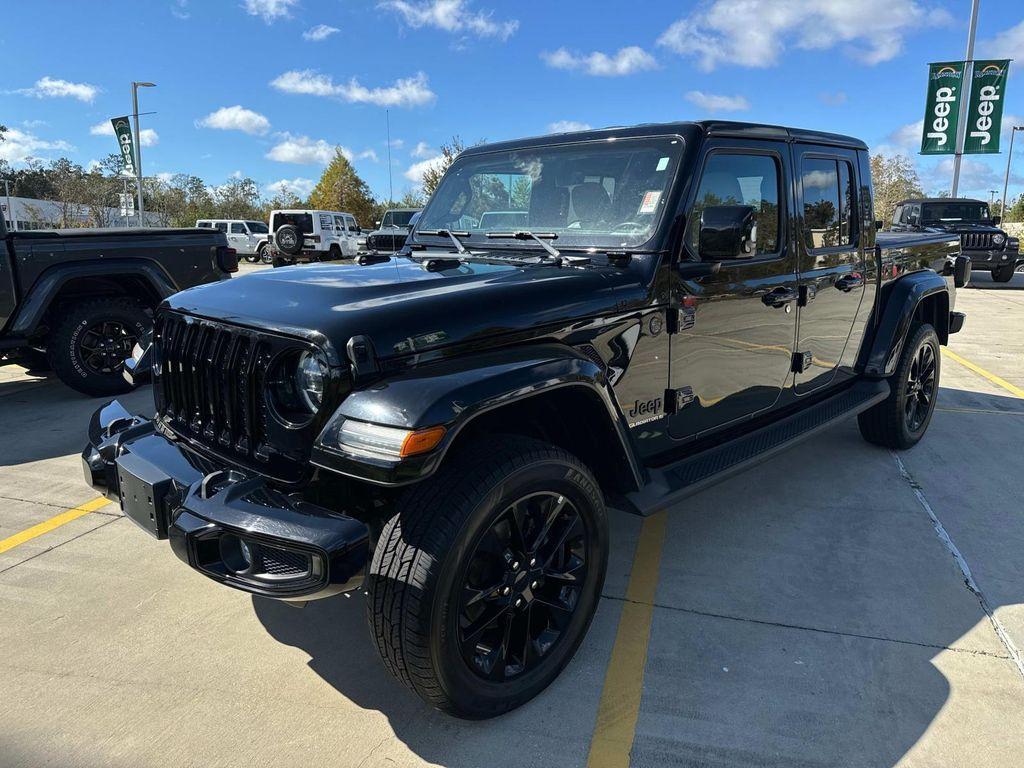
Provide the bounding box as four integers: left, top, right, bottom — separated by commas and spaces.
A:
963, 60, 1011, 154
921, 62, 965, 155
110, 116, 138, 176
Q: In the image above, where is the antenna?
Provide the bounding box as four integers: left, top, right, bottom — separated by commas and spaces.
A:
386, 109, 394, 205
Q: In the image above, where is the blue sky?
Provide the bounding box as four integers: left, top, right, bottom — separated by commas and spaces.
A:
3, 0, 1024, 203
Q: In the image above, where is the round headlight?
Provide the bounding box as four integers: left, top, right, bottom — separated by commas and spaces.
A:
993, 233, 1006, 246
296, 351, 327, 412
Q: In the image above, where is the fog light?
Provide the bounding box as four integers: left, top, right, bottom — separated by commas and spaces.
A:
220, 534, 254, 574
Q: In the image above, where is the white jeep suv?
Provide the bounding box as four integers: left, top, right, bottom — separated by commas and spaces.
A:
268, 209, 361, 266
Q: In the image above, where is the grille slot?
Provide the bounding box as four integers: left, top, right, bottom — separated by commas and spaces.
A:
961, 232, 994, 250
259, 546, 310, 576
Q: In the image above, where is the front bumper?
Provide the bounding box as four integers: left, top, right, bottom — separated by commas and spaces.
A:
966, 249, 1022, 267
82, 400, 369, 600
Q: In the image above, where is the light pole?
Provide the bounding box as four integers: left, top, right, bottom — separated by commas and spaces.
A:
951, 0, 981, 197
1, 178, 12, 231
131, 81, 155, 224
1000, 126, 1024, 220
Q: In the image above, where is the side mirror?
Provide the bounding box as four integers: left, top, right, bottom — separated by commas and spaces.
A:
992, 215, 1001, 225
698, 205, 757, 260
908, 212, 920, 227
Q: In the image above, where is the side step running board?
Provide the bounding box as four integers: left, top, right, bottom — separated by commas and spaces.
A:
624, 379, 890, 516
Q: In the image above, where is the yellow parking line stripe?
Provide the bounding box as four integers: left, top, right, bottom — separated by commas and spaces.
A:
0, 496, 112, 555
942, 348, 1024, 399
587, 511, 668, 768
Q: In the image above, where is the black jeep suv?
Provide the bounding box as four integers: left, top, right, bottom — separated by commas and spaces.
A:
891, 197, 1021, 282
83, 121, 966, 718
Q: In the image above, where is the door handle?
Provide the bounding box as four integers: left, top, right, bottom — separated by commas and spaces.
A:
762, 286, 799, 308
835, 273, 864, 292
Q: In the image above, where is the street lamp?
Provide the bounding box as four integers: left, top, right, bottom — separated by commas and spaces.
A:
999, 125, 1024, 221
131, 81, 156, 223
1, 178, 13, 232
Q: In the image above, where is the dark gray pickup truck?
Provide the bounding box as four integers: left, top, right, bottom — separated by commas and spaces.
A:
0, 216, 236, 395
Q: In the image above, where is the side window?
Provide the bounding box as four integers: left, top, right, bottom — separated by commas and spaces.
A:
230, 223, 246, 234
801, 158, 855, 249
687, 152, 780, 255
335, 216, 346, 231
346, 216, 357, 232
214, 222, 228, 233
381, 212, 393, 228
892, 205, 903, 227
320, 214, 333, 229
197, 221, 212, 228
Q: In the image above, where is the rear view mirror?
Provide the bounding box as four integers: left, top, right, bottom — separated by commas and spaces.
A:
698, 205, 757, 260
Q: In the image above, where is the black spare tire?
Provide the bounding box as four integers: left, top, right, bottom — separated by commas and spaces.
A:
274, 224, 303, 256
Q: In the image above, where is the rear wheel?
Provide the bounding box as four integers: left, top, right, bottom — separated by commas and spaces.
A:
48, 297, 148, 397
327, 244, 342, 261
858, 323, 939, 449
366, 435, 608, 719
992, 265, 1015, 283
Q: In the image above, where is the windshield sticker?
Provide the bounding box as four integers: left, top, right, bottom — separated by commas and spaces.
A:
638, 191, 662, 215
656, 157, 670, 172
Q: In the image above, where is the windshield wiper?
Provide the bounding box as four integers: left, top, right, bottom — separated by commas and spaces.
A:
417, 229, 469, 254
485, 231, 561, 259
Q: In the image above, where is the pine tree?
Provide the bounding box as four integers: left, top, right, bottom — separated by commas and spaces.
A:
308, 149, 378, 227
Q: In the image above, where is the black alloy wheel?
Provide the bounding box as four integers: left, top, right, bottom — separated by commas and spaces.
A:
904, 341, 936, 433
457, 491, 589, 682
77, 320, 138, 376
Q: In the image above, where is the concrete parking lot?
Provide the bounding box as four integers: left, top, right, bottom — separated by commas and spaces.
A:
1, 268, 1023, 768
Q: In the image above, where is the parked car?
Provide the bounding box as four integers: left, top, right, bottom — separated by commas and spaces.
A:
0, 218, 235, 395
890, 198, 1021, 282
365, 207, 421, 253
268, 209, 361, 266
196, 219, 270, 263
84, 121, 966, 718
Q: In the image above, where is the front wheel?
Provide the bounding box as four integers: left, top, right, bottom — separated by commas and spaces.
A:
858, 323, 940, 449
366, 436, 608, 719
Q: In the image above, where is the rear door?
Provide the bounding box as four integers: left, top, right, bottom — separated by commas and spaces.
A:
668, 139, 799, 441
792, 145, 866, 394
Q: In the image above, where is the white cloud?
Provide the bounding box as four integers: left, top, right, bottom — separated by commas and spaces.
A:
0, 128, 74, 164
17, 76, 99, 103
266, 134, 348, 165
819, 91, 847, 106
22, 119, 48, 128
981, 19, 1024, 60
90, 121, 159, 146
266, 177, 316, 198
659, 0, 951, 72
380, 0, 518, 40
357, 149, 380, 162
548, 120, 592, 133
243, 0, 297, 23
541, 46, 657, 77
171, 0, 189, 19
411, 141, 435, 158
271, 69, 436, 107
303, 24, 339, 41
685, 90, 750, 112
388, 138, 405, 149
155, 172, 176, 183
196, 105, 271, 135
405, 155, 445, 183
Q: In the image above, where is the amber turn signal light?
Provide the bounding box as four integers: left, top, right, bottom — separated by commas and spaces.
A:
399, 426, 447, 457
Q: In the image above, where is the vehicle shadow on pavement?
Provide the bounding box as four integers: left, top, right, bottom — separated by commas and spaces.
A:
967, 270, 1024, 290
254, 386, 1024, 767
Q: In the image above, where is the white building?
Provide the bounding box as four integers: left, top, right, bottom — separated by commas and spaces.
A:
1, 195, 163, 231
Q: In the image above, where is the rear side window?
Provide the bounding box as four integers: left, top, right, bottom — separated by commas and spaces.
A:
272, 213, 314, 232
801, 158, 855, 249
230, 223, 246, 233
687, 152, 781, 255
214, 222, 228, 233
197, 221, 212, 228
320, 214, 334, 229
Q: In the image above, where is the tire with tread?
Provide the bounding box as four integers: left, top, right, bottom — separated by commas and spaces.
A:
48, 297, 148, 397
366, 435, 608, 719
858, 322, 939, 449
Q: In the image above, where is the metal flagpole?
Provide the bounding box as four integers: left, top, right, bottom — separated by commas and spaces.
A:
951, 0, 981, 197
386, 110, 394, 205
1000, 126, 1023, 218
131, 81, 155, 224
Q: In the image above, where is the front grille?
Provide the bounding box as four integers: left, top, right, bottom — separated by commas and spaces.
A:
259, 545, 310, 576
156, 313, 272, 464
961, 232, 995, 250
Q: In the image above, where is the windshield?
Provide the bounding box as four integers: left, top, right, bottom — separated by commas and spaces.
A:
271, 212, 313, 233
921, 202, 990, 224
247, 221, 269, 233
416, 136, 683, 249
385, 210, 417, 228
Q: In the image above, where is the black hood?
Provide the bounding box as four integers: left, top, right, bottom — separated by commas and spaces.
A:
924, 222, 1004, 234
164, 255, 648, 361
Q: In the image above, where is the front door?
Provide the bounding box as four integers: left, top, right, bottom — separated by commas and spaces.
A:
228, 222, 249, 253
792, 145, 866, 394
668, 141, 799, 441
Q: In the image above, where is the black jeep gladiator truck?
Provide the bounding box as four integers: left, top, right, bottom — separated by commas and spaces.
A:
0, 217, 237, 395
83, 121, 966, 718
891, 197, 1021, 282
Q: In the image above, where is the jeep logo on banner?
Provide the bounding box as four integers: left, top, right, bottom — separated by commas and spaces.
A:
110, 116, 137, 176
964, 60, 1011, 154
921, 62, 965, 155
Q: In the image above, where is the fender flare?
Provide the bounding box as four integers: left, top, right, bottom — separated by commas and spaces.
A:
863, 270, 949, 377
311, 343, 644, 489
9, 259, 177, 336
